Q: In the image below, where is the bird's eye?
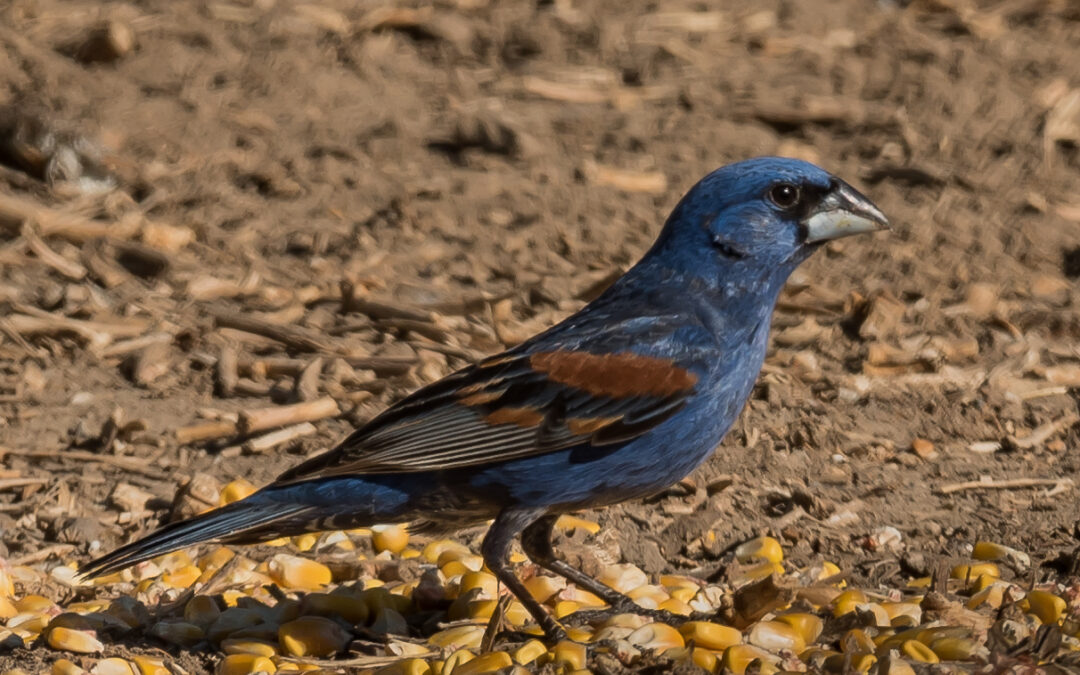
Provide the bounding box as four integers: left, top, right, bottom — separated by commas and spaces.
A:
768, 183, 801, 209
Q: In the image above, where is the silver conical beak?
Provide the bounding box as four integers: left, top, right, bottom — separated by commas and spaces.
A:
803, 179, 890, 243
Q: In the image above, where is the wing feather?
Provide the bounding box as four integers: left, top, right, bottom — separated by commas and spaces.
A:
275, 350, 699, 482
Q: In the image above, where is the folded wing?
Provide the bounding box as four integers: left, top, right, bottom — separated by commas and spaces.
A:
275, 349, 699, 481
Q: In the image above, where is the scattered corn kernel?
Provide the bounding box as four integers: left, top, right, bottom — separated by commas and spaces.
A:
512, 639, 547, 665
551, 640, 587, 669
736, 536, 784, 564
901, 639, 939, 663
451, 652, 512, 674
1024, 590, 1067, 625
597, 563, 649, 593
216, 654, 276, 675
627, 622, 685, 652
523, 575, 565, 603
278, 616, 350, 657
930, 636, 982, 660
372, 524, 410, 554
749, 620, 805, 652
442, 649, 475, 672
268, 554, 331, 591
47, 627, 105, 654
776, 613, 823, 644
373, 659, 430, 675
950, 563, 1000, 582
679, 621, 741, 651
721, 644, 779, 675
973, 541, 1030, 568
221, 638, 277, 657
832, 589, 868, 617
428, 625, 485, 650
130, 656, 168, 675
555, 514, 601, 535
51, 660, 85, 675
220, 479, 257, 505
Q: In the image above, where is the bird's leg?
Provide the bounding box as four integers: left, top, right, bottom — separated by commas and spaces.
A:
481, 507, 568, 644
520, 515, 691, 626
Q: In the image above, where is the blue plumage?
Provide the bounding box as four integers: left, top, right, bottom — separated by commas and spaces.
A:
81, 157, 888, 641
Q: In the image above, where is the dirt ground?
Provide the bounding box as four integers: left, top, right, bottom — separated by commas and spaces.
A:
1, 0, 1080, 672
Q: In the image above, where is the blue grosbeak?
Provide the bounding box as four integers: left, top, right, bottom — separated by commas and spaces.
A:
81, 157, 888, 641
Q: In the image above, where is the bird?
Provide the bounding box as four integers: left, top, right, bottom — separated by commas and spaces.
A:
80, 156, 888, 642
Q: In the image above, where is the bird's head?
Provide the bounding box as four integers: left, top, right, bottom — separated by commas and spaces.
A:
648, 156, 888, 290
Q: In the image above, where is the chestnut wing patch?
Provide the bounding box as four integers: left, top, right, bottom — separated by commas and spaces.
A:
275, 350, 698, 480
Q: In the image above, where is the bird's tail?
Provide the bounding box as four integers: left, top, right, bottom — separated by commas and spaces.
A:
78, 496, 315, 580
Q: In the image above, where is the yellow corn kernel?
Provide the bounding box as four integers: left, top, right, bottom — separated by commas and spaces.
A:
551, 641, 587, 669
880, 602, 921, 625
973, 541, 1030, 567
930, 637, 981, 661
428, 625, 485, 650
669, 587, 697, 604
440, 560, 469, 578
566, 626, 593, 642
563, 586, 608, 607
819, 561, 843, 581
776, 612, 824, 644
458, 571, 499, 599
554, 600, 580, 618
450, 652, 513, 674
162, 565, 202, 589
901, 639, 939, 663
421, 539, 471, 564
555, 514, 601, 535
216, 654, 276, 675
371, 524, 409, 554
92, 659, 135, 675
512, 639, 547, 665
841, 628, 876, 654
373, 659, 430, 675
220, 638, 277, 657
268, 554, 331, 591
0, 564, 13, 598
950, 563, 999, 582
47, 627, 104, 654
597, 563, 649, 593
832, 589, 868, 617
906, 576, 932, 589
220, 479, 257, 505
721, 645, 779, 675
658, 597, 694, 616
51, 660, 85, 675
1024, 590, 1067, 625
148, 620, 204, 647
292, 533, 318, 552
690, 647, 720, 672
300, 592, 369, 624
130, 657, 167, 675
443, 649, 475, 672
679, 621, 741, 651
748, 620, 805, 653
504, 601, 531, 627
627, 622, 685, 652
278, 616, 350, 657
0, 597, 17, 620
735, 536, 784, 564
198, 546, 236, 573
966, 584, 1005, 611
17, 594, 55, 612
523, 575, 565, 603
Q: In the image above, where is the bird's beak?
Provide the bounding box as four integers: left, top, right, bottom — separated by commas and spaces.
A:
803, 179, 890, 243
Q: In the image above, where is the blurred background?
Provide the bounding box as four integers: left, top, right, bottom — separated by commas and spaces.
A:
0, 0, 1079, 642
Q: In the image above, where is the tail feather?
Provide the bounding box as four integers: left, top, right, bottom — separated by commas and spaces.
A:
78, 499, 313, 580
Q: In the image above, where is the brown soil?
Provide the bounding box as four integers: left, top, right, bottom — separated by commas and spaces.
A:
1, 0, 1079, 672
